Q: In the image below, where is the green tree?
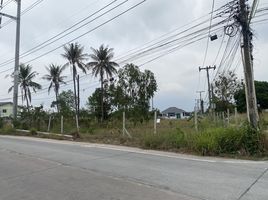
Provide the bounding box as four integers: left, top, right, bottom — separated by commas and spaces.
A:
87, 86, 112, 121
52, 90, 76, 117
110, 64, 157, 122
43, 64, 66, 112
213, 71, 241, 112
87, 44, 118, 122
8, 64, 41, 111
62, 43, 87, 119
234, 81, 268, 112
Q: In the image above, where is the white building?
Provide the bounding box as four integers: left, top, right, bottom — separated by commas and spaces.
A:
0, 102, 13, 118
161, 107, 190, 119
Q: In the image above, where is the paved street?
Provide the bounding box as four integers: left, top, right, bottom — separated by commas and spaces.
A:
0, 135, 267, 200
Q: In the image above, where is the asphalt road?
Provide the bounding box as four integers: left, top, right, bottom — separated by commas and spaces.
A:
0, 136, 267, 200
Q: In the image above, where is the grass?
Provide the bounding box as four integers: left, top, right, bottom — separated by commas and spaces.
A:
2, 112, 268, 159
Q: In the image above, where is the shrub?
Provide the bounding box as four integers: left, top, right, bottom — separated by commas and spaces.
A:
0, 124, 15, 134
216, 128, 243, 154
194, 130, 219, 155
193, 124, 265, 156
30, 128, 38, 136
142, 128, 185, 150
0, 118, 4, 129
240, 123, 264, 155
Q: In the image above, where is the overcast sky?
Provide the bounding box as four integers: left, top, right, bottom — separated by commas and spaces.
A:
0, 0, 267, 112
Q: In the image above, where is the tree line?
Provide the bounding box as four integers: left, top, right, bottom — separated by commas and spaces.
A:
8, 43, 158, 130
212, 71, 268, 113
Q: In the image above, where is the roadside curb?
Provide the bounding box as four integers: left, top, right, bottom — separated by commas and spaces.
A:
16, 129, 73, 139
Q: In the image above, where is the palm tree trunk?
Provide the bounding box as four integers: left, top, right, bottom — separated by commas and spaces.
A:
77, 75, 80, 121
24, 87, 30, 112
55, 87, 59, 113
72, 65, 79, 136
100, 71, 104, 123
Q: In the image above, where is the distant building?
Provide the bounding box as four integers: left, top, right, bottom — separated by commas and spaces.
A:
0, 102, 13, 118
161, 107, 190, 119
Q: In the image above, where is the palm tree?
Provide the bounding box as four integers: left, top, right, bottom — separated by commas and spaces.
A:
43, 64, 66, 112
8, 64, 42, 111
87, 44, 119, 122
61, 43, 87, 133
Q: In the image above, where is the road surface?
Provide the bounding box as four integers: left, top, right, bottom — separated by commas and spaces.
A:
0, 135, 267, 200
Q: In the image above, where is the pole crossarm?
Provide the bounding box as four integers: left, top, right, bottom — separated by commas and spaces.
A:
198, 66, 216, 108
0, 12, 17, 20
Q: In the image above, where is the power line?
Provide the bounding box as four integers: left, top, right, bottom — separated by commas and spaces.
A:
0, 0, 45, 29
0, 0, 146, 73
0, 0, 120, 68
201, 0, 216, 67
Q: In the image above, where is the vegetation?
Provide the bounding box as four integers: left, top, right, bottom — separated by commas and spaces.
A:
2, 43, 267, 159
235, 81, 268, 112
5, 107, 267, 158
87, 63, 158, 123
43, 64, 66, 112
8, 64, 42, 111
213, 71, 241, 112
87, 44, 119, 122
62, 43, 88, 122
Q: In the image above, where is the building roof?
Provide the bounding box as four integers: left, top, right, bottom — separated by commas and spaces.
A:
162, 107, 187, 114
0, 102, 13, 106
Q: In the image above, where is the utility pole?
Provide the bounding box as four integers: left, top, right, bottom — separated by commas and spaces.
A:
13, 0, 21, 119
238, 0, 259, 128
0, 0, 3, 25
199, 66, 216, 109
196, 91, 205, 114
0, 1, 21, 119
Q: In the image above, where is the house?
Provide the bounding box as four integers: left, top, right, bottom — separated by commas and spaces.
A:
0, 102, 13, 118
161, 107, 190, 119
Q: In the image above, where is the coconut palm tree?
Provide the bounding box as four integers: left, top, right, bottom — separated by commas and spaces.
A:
43, 64, 66, 112
8, 64, 41, 111
61, 43, 87, 134
87, 44, 119, 122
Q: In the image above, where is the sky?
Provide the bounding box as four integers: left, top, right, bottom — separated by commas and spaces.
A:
0, 0, 267, 112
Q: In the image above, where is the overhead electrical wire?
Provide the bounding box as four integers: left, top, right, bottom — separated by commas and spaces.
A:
201, 0, 216, 68
0, 0, 122, 68
2, 1, 267, 106
0, 0, 45, 29
0, 0, 147, 74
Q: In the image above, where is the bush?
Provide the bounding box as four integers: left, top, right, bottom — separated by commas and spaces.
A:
0, 124, 15, 134
193, 124, 265, 156
0, 118, 4, 129
240, 123, 264, 155
142, 128, 185, 150
30, 128, 38, 136
194, 130, 218, 155
217, 128, 243, 154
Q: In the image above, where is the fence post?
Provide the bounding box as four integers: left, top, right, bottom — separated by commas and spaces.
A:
123, 111, 125, 136
194, 106, 198, 131
222, 112, 225, 126
61, 115, 64, 134
235, 107, 238, 126
154, 111, 157, 134
75, 114, 79, 133
47, 115, 52, 132
122, 111, 132, 138
227, 109, 230, 126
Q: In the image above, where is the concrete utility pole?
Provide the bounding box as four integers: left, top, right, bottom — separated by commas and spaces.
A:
199, 66, 216, 109
196, 91, 205, 114
0, 0, 4, 25
0, 1, 21, 119
238, 0, 259, 128
13, 0, 21, 119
